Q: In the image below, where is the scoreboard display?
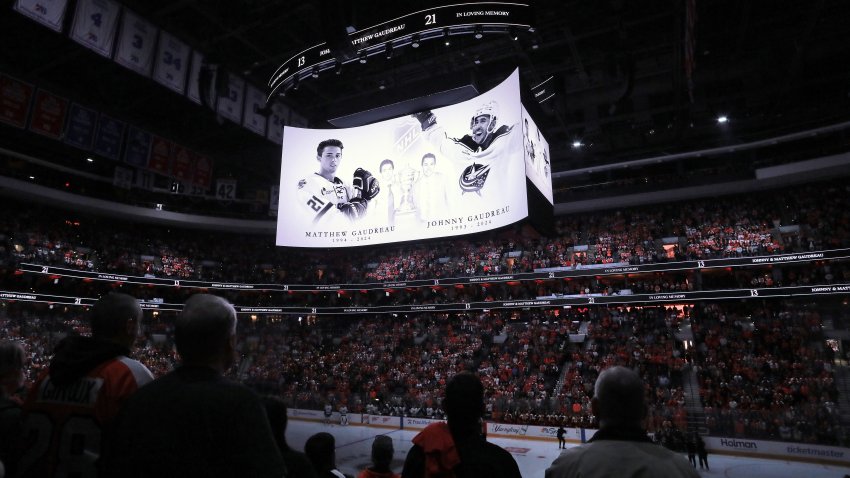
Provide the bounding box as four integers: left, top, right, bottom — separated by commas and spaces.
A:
276, 69, 553, 248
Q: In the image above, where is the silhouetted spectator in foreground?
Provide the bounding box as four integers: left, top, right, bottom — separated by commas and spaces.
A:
264, 395, 318, 478
401, 371, 521, 478
358, 435, 399, 478
305, 431, 352, 478
545, 366, 699, 478
106, 294, 285, 478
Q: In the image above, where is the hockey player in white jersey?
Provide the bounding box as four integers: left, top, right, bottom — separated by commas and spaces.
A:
297, 138, 379, 227
411, 101, 523, 199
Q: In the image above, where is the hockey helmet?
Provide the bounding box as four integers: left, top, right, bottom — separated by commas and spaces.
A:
470, 101, 499, 132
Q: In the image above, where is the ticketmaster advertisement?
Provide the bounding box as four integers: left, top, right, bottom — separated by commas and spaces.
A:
276, 69, 528, 248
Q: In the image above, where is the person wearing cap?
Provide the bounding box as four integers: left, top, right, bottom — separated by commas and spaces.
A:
358, 435, 399, 478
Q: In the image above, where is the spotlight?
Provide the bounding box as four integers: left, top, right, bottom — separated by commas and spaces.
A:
311, 65, 319, 78
378, 81, 386, 90
572, 140, 583, 148
360, 52, 367, 64
474, 55, 481, 65
717, 115, 729, 123
510, 27, 518, 40
292, 75, 299, 90
86, 157, 94, 163
334, 61, 342, 75
385, 42, 393, 59
474, 25, 483, 39
411, 33, 420, 48
443, 28, 450, 46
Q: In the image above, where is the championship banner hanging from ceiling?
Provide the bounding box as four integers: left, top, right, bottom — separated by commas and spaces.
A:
93, 114, 126, 161
28, 89, 69, 140
63, 102, 98, 150
0, 74, 35, 129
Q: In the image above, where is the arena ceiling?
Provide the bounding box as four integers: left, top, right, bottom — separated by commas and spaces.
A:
1, 0, 849, 188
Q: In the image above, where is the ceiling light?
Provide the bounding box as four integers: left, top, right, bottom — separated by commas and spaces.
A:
292, 75, 299, 90
443, 28, 450, 46
510, 27, 518, 41
411, 34, 420, 48
334, 61, 342, 75
717, 115, 728, 123
311, 65, 319, 78
385, 42, 393, 59
359, 52, 367, 64
86, 157, 94, 162
474, 25, 483, 39
572, 140, 583, 148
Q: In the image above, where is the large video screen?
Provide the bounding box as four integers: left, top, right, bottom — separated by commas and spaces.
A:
276, 69, 528, 248
521, 105, 553, 204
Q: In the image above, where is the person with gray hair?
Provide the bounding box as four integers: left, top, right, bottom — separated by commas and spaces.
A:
105, 294, 286, 478
545, 366, 699, 478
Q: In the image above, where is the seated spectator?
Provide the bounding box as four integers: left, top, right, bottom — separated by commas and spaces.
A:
105, 294, 285, 478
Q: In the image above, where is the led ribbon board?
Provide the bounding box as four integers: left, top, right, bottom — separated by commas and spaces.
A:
267, 2, 532, 99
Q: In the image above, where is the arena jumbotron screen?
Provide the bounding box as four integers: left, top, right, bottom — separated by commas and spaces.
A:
276, 69, 553, 248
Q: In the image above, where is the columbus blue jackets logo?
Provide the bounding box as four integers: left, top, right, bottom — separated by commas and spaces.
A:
459, 163, 491, 194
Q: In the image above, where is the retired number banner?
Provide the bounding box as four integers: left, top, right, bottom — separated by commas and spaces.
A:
70, 0, 121, 57
13, 0, 69, 32
114, 9, 157, 76
153, 31, 191, 94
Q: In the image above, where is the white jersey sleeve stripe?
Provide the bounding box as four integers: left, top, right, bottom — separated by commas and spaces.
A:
118, 356, 155, 386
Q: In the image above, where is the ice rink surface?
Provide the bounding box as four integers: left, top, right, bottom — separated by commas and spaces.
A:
287, 420, 850, 477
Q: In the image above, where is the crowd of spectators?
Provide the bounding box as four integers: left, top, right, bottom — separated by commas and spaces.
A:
690, 301, 845, 445
3, 297, 846, 446
1, 180, 849, 449
2, 181, 848, 289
